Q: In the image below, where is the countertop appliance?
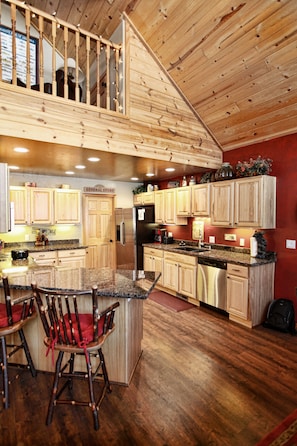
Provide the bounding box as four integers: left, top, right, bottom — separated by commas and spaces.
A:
115, 206, 157, 270
197, 257, 227, 311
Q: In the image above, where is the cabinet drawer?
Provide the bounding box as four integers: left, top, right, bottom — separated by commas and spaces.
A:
227, 264, 248, 278
57, 249, 86, 258
143, 247, 163, 258
164, 251, 197, 266
31, 251, 57, 261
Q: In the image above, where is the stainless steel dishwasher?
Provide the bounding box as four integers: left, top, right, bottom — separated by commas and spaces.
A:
197, 257, 227, 311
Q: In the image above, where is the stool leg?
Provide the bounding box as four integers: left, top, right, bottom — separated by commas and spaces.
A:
1, 336, 9, 409
85, 351, 99, 431
99, 348, 112, 393
46, 350, 64, 425
18, 329, 37, 377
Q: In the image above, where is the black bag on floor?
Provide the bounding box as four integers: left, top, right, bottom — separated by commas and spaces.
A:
263, 298, 296, 335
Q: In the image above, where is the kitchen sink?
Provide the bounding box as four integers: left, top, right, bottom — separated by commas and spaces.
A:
176, 246, 208, 253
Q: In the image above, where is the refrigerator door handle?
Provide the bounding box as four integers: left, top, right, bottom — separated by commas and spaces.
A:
120, 221, 125, 245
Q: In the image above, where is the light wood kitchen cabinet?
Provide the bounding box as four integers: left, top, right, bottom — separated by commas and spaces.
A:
227, 262, 275, 328
211, 176, 276, 228
176, 186, 191, 217
29, 187, 54, 225
30, 250, 57, 265
10, 186, 28, 224
133, 191, 154, 205
57, 248, 86, 268
143, 247, 163, 286
54, 189, 81, 224
154, 189, 187, 225
163, 251, 197, 300
191, 183, 210, 216
31, 267, 55, 288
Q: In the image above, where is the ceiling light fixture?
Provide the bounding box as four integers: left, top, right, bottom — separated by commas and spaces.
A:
146, 173, 154, 177
88, 157, 100, 162
14, 147, 29, 153
130, 177, 139, 181
75, 165, 86, 169
65, 171, 75, 175
165, 167, 175, 172
9, 165, 20, 170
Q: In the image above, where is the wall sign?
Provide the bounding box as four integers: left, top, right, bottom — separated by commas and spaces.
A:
0, 25, 38, 84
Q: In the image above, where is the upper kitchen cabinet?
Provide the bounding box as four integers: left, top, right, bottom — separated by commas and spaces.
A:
54, 189, 81, 224
155, 189, 187, 225
10, 186, 28, 224
191, 183, 210, 217
176, 186, 191, 217
133, 192, 154, 205
29, 188, 54, 225
210, 176, 276, 229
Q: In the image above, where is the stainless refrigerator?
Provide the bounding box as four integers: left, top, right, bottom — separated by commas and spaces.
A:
115, 206, 157, 270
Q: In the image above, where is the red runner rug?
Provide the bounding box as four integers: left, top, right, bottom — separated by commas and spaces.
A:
148, 290, 195, 312
256, 408, 297, 446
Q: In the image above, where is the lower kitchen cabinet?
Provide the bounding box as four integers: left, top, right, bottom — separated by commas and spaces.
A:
30, 250, 57, 266
163, 252, 197, 300
227, 262, 275, 327
143, 247, 163, 286
57, 248, 86, 268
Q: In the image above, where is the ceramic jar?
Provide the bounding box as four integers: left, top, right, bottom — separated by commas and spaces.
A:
215, 162, 234, 181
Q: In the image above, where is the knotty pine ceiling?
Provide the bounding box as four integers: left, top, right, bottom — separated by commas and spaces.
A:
3, 0, 297, 181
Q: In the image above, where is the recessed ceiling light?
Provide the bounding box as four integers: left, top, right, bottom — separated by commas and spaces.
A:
75, 165, 86, 169
131, 177, 139, 181
88, 157, 100, 162
9, 165, 20, 170
165, 167, 175, 172
146, 173, 154, 177
65, 171, 75, 175
14, 147, 29, 153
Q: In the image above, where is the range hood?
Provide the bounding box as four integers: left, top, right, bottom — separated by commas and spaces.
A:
0, 163, 11, 233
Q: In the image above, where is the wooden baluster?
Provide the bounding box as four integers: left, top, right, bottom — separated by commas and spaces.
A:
85, 35, 90, 105
63, 26, 68, 99
10, 3, 17, 85
105, 44, 110, 110
52, 21, 57, 96
114, 47, 120, 113
38, 15, 44, 92
25, 9, 31, 87
96, 40, 101, 107
75, 30, 80, 102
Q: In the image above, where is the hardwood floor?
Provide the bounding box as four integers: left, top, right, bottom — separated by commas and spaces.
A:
1, 297, 297, 445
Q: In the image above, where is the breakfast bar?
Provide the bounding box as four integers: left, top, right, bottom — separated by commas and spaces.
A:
0, 263, 161, 385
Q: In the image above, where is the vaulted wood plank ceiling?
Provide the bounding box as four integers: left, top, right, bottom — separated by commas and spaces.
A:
25, 0, 297, 151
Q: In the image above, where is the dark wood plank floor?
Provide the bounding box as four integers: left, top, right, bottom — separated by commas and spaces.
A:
1, 298, 297, 446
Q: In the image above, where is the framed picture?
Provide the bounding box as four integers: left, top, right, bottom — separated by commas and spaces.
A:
0, 25, 38, 84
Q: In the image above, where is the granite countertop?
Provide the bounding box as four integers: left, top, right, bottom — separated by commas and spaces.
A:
1, 240, 88, 255
143, 242, 277, 267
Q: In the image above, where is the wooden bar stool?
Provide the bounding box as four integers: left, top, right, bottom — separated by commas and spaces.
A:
31, 282, 119, 431
0, 276, 37, 409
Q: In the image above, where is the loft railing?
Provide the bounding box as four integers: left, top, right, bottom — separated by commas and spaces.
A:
0, 0, 124, 113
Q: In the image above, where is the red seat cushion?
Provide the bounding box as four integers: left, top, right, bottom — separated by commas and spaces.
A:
56, 313, 105, 345
0, 303, 25, 327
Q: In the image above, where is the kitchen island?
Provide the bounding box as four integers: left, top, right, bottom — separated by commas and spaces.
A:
0, 262, 161, 385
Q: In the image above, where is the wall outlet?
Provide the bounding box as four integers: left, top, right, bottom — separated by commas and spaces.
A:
224, 234, 236, 241
286, 239, 296, 249
209, 236, 215, 244
240, 238, 245, 247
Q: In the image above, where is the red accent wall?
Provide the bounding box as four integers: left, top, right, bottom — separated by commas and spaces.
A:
160, 133, 297, 305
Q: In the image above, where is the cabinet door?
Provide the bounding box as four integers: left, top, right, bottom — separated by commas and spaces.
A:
191, 184, 210, 216
163, 258, 179, 291
227, 274, 249, 319
154, 191, 164, 223
211, 182, 234, 226
30, 188, 53, 225
10, 187, 28, 224
234, 177, 261, 227
54, 190, 81, 224
57, 249, 86, 268
31, 268, 55, 287
176, 187, 191, 216
144, 249, 163, 286
179, 263, 197, 299
164, 189, 176, 224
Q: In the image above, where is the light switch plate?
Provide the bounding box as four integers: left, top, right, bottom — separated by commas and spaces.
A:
209, 236, 215, 243
286, 239, 296, 249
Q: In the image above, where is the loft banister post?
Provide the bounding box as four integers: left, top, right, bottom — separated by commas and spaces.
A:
25, 9, 31, 87
51, 21, 57, 96
75, 29, 80, 102
105, 44, 110, 110
38, 15, 44, 92
96, 40, 101, 107
114, 46, 120, 112
85, 35, 90, 105
63, 26, 69, 99
10, 2, 17, 85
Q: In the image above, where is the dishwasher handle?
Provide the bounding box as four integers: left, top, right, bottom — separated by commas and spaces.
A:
198, 257, 227, 269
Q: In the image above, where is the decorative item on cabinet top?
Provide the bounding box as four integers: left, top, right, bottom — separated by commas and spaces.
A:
215, 162, 234, 181
235, 156, 273, 178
